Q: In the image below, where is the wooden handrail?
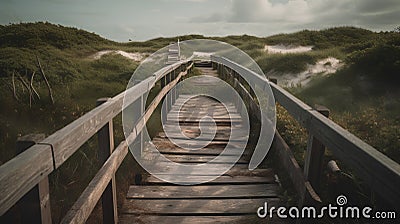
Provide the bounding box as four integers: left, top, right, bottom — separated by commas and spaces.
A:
0, 60, 193, 217
61, 62, 193, 223
218, 63, 321, 205
211, 55, 400, 207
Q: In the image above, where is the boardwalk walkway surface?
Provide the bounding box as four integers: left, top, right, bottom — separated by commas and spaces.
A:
119, 67, 282, 223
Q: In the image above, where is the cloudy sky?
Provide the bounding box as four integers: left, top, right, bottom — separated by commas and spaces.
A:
1, 0, 399, 41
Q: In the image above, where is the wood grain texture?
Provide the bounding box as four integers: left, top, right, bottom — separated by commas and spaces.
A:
145, 175, 276, 185
121, 198, 280, 215
0, 145, 54, 215
60, 141, 129, 224
118, 215, 261, 224
127, 184, 279, 199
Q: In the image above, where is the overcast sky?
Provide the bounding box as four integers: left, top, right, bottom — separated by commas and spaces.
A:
1, 0, 399, 42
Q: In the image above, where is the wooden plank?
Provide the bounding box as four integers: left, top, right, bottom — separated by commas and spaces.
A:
168, 107, 231, 114
60, 140, 129, 224
121, 198, 280, 214
171, 106, 237, 112
172, 101, 235, 107
303, 105, 329, 194
167, 114, 242, 120
146, 163, 250, 175
307, 109, 400, 206
127, 184, 279, 199
172, 103, 235, 108
152, 137, 246, 149
119, 215, 257, 224
157, 132, 249, 142
0, 144, 54, 216
96, 98, 118, 224
162, 154, 248, 164
156, 147, 246, 156
271, 131, 321, 206
167, 118, 242, 123
149, 166, 273, 177
145, 175, 276, 185
14, 134, 52, 224
162, 124, 243, 132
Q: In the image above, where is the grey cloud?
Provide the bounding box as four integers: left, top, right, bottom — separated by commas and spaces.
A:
189, 0, 400, 32
190, 13, 225, 23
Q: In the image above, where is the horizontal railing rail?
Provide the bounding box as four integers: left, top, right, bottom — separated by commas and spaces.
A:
211, 55, 400, 207
0, 59, 193, 223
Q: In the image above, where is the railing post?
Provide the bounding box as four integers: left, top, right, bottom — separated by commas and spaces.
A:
15, 134, 52, 224
140, 94, 145, 153
161, 75, 167, 124
171, 70, 176, 106
304, 105, 330, 194
96, 98, 118, 224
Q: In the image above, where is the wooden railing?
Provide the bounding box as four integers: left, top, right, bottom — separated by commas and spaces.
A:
211, 55, 400, 208
0, 60, 194, 223
1, 53, 399, 223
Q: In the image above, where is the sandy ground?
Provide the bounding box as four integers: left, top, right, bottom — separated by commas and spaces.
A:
264, 44, 313, 54
90, 50, 146, 61
269, 57, 343, 87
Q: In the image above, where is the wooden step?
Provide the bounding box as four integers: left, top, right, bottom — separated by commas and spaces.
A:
121, 198, 280, 215
145, 175, 276, 185
127, 184, 279, 199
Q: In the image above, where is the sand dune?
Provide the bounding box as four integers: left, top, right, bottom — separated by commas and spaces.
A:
90, 50, 146, 61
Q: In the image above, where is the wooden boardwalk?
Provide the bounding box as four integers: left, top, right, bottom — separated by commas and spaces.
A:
119, 67, 281, 223
2, 54, 398, 224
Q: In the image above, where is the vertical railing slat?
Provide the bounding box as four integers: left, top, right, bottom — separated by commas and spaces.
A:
97, 98, 118, 224
304, 105, 330, 194
16, 134, 52, 224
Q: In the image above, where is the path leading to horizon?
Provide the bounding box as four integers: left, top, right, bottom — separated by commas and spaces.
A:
118, 67, 281, 223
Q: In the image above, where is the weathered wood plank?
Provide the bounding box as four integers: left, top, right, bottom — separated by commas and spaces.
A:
118, 215, 257, 224
0, 145, 54, 216
271, 131, 321, 206
162, 124, 243, 132
171, 106, 237, 112
121, 198, 280, 214
15, 134, 52, 224
145, 175, 276, 185
167, 114, 242, 120
149, 166, 274, 177
96, 98, 118, 224
127, 184, 279, 199
161, 154, 248, 164
146, 162, 249, 175
157, 132, 249, 142
307, 109, 400, 206
303, 105, 330, 194
60, 140, 129, 224
152, 137, 247, 149
156, 147, 246, 156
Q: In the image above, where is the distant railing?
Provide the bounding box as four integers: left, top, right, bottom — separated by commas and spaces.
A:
211, 55, 400, 208
0, 58, 194, 223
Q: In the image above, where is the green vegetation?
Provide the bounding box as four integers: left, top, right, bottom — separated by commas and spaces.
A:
0, 22, 399, 221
